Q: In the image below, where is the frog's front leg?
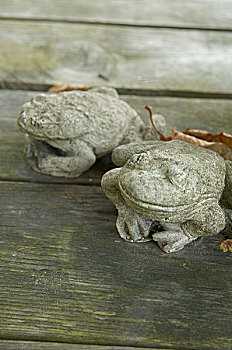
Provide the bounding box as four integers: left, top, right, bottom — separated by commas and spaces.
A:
116, 206, 153, 242
101, 168, 153, 242
26, 137, 96, 177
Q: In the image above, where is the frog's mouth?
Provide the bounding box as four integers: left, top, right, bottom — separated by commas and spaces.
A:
119, 180, 217, 222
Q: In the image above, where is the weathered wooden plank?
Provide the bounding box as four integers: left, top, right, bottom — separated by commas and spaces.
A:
0, 181, 231, 349
1, 21, 232, 94
0, 341, 163, 350
0, 89, 232, 184
1, 0, 232, 30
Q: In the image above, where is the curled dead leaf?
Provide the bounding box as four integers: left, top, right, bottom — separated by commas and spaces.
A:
184, 129, 232, 148
183, 129, 214, 141
48, 83, 92, 93
171, 129, 211, 147
220, 239, 232, 252
204, 142, 232, 161
146, 105, 232, 161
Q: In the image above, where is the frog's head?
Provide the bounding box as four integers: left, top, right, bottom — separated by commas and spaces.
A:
118, 141, 226, 220
17, 94, 61, 141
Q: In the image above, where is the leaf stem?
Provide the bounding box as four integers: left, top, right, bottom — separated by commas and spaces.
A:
145, 105, 167, 140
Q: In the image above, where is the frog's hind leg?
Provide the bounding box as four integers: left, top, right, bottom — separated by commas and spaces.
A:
153, 203, 226, 253
33, 140, 96, 177
152, 223, 197, 253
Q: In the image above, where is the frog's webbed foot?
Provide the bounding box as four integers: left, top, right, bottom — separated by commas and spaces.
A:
116, 206, 153, 242
152, 223, 196, 253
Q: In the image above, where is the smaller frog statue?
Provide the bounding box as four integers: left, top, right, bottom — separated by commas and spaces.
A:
102, 140, 232, 253
17, 87, 165, 177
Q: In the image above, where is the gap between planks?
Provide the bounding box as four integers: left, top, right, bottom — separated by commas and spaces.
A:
2, 83, 232, 100
2, 0, 232, 32
1, 15, 232, 33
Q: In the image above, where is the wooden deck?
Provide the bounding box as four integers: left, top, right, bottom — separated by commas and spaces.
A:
0, 2, 232, 349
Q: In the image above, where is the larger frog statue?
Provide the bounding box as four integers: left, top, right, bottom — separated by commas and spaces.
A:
17, 87, 165, 177
102, 140, 232, 253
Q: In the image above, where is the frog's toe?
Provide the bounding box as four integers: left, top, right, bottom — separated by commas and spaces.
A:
116, 215, 143, 242
152, 230, 196, 253
159, 238, 187, 253
116, 210, 152, 242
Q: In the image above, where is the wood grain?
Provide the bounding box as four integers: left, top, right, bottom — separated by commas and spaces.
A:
0, 181, 231, 349
1, 89, 232, 184
1, 2, 232, 349
1, 21, 232, 94
1, 0, 232, 30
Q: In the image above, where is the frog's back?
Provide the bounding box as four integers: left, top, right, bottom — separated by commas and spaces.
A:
20, 91, 137, 154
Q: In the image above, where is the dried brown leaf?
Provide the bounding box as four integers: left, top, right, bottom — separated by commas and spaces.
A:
48, 83, 92, 93
204, 142, 232, 161
184, 129, 232, 148
183, 129, 215, 141
145, 105, 232, 160
218, 133, 232, 148
171, 130, 232, 160
220, 239, 232, 252
171, 129, 211, 147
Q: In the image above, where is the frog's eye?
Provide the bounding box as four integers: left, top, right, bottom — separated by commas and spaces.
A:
166, 166, 188, 188
166, 166, 203, 192
165, 165, 199, 188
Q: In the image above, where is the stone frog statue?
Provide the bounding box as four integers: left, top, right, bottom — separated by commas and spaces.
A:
17, 87, 165, 177
101, 140, 232, 253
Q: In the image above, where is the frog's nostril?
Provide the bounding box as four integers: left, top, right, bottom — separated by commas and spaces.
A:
34, 94, 47, 103
127, 152, 152, 169
134, 153, 147, 161
30, 117, 36, 126
135, 153, 151, 165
